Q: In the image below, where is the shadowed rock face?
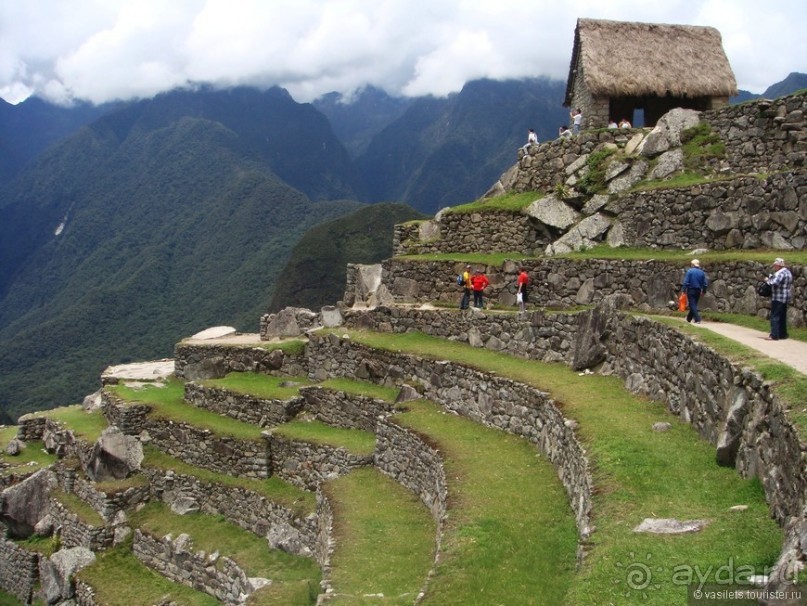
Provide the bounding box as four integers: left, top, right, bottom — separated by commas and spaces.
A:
85, 426, 144, 482
572, 294, 633, 371
0, 469, 58, 538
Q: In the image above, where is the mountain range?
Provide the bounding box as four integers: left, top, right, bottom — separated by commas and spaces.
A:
0, 73, 804, 422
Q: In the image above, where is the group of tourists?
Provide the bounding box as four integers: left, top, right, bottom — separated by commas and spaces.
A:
457, 258, 794, 342
680, 256, 793, 340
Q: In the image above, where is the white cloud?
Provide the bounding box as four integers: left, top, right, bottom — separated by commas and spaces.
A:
1, 0, 804, 105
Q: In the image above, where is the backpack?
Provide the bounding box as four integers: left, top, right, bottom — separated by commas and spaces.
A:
456, 275, 465, 286
757, 281, 772, 298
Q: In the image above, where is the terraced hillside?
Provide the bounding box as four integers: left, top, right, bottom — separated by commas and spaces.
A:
1, 91, 806, 605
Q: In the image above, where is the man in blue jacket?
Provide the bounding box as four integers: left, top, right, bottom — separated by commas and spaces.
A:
682, 259, 708, 324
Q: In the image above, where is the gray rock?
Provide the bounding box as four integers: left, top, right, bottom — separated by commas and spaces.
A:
715, 389, 750, 467
639, 108, 701, 157
85, 426, 144, 482
0, 469, 58, 538
607, 160, 649, 193
418, 220, 440, 241
582, 194, 610, 216
395, 384, 421, 403
649, 149, 684, 180
524, 195, 580, 230
39, 547, 96, 603
606, 221, 626, 248
652, 422, 672, 432
633, 518, 710, 534
264, 307, 318, 338
5, 438, 25, 456
320, 305, 344, 328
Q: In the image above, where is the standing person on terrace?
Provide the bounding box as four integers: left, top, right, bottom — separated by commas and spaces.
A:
681, 259, 708, 324
459, 264, 472, 310
517, 267, 529, 313
471, 269, 490, 309
571, 109, 583, 135
765, 257, 793, 340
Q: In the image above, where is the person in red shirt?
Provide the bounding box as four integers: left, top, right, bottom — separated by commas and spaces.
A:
517, 267, 529, 312
471, 269, 490, 308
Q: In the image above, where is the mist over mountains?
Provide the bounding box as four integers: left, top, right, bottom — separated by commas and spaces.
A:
0, 74, 803, 421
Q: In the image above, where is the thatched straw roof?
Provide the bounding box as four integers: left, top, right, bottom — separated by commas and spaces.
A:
564, 18, 737, 104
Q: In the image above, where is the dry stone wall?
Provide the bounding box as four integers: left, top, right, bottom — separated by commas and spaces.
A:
132, 528, 258, 605
48, 498, 114, 552
144, 468, 319, 558
306, 333, 593, 543
174, 342, 307, 381
268, 434, 373, 490
0, 537, 38, 604
300, 386, 394, 432
379, 257, 807, 327
184, 382, 304, 428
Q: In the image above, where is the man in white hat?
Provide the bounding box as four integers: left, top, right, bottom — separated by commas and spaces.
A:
764, 258, 793, 340
681, 259, 709, 324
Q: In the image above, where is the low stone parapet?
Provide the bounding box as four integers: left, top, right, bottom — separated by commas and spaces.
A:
174, 342, 308, 381
184, 382, 304, 427
300, 386, 394, 432
268, 434, 373, 490
49, 498, 114, 552
132, 528, 260, 605
0, 536, 39, 603
144, 468, 318, 558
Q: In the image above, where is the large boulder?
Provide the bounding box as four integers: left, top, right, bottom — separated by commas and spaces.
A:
38, 547, 96, 604
572, 294, 632, 371
639, 108, 701, 157
0, 469, 58, 538
524, 195, 580, 230
264, 307, 319, 338
85, 426, 144, 482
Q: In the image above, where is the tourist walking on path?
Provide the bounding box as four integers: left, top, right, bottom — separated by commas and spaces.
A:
682, 259, 708, 324
459, 265, 472, 310
517, 267, 529, 312
471, 269, 490, 308
765, 257, 793, 340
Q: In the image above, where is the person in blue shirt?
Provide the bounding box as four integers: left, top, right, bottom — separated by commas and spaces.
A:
681, 259, 709, 324
765, 257, 793, 340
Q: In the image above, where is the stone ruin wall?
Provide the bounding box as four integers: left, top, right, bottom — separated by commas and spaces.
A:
375, 257, 807, 328
306, 333, 594, 544
393, 92, 806, 258
340, 304, 807, 583
173, 342, 308, 382
0, 537, 38, 604
183, 382, 304, 428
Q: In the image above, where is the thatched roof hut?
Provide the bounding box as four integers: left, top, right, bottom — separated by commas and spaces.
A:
565, 18, 737, 128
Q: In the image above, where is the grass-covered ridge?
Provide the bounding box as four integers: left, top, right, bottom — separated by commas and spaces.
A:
272, 419, 376, 456
203, 372, 313, 399
441, 191, 541, 215
333, 329, 783, 604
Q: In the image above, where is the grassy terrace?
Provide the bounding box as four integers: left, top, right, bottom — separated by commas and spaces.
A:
0, 426, 55, 476
202, 372, 313, 399
130, 502, 321, 605
335, 329, 783, 605
325, 467, 437, 605
396, 399, 577, 605
143, 446, 316, 516
28, 404, 109, 442
77, 544, 220, 606
272, 419, 376, 456
108, 378, 264, 440
397, 245, 807, 266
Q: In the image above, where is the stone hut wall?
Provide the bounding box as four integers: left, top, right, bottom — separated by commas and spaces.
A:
183, 383, 304, 428
379, 257, 807, 328
0, 537, 39, 604
143, 468, 318, 558
306, 333, 593, 542
174, 343, 308, 382
132, 529, 255, 605
299, 387, 394, 432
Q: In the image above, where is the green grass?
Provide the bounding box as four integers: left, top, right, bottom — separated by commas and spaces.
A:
320, 377, 400, 402
0, 437, 56, 477
272, 419, 376, 456
337, 329, 783, 605
77, 543, 221, 606
29, 404, 108, 441
130, 501, 321, 588
108, 378, 264, 440
143, 446, 316, 516
325, 466, 437, 605
397, 252, 537, 265
251, 339, 307, 355
52, 489, 105, 526
395, 399, 577, 605
0, 589, 24, 605
561, 245, 807, 266
442, 191, 542, 215
203, 372, 312, 399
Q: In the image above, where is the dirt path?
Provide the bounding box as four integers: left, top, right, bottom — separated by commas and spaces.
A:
688, 320, 807, 375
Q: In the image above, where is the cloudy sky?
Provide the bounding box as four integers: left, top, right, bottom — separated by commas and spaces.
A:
1, 0, 804, 106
